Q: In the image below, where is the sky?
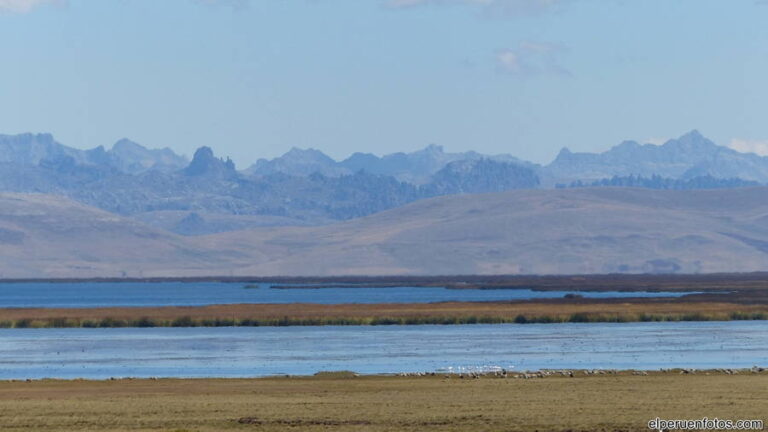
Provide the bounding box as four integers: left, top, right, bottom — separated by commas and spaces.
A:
1, 0, 768, 168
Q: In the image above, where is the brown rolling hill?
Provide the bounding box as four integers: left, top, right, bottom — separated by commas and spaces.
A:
0, 193, 252, 278
205, 186, 768, 276
3, 188, 768, 277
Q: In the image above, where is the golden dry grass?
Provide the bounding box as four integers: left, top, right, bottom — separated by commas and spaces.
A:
0, 372, 765, 432
1, 298, 768, 327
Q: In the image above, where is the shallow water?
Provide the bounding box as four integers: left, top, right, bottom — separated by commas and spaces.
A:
0, 282, 697, 308
0, 321, 765, 379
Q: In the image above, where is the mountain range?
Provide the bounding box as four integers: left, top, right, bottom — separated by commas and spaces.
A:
244, 144, 534, 184
0, 133, 188, 174
1, 130, 767, 236
245, 130, 768, 186
3, 129, 768, 276
544, 130, 768, 185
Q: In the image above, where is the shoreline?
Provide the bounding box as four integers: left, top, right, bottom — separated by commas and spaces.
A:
4, 367, 766, 382
3, 271, 768, 292
2, 296, 767, 328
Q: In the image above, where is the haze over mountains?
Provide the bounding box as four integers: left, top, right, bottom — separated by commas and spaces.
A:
546, 130, 768, 185
5, 130, 766, 186
245, 130, 768, 186
244, 144, 534, 185
0, 133, 188, 174
1, 130, 766, 236
3, 129, 768, 277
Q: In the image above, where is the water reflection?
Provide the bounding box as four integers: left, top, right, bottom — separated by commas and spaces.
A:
0, 321, 764, 379
0, 282, 699, 308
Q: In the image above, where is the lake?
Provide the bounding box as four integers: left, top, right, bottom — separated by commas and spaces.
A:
0, 321, 765, 379
0, 282, 698, 308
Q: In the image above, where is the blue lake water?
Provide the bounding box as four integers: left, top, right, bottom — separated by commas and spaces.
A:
0, 321, 765, 379
0, 282, 698, 308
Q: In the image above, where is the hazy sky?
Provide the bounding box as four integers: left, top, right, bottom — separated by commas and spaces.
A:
1, 0, 767, 167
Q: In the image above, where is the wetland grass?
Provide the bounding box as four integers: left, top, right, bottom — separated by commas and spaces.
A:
1, 290, 766, 328
1, 309, 767, 328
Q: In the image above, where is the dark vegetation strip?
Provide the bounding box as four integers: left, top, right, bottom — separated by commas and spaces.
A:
5, 272, 768, 292
2, 311, 767, 328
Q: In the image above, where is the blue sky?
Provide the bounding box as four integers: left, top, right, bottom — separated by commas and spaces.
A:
1, 0, 767, 167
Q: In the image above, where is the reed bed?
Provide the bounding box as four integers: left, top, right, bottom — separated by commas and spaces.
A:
2, 294, 767, 328
1, 310, 766, 328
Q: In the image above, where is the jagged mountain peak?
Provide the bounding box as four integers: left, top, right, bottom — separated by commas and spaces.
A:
87, 145, 108, 154
286, 146, 325, 155
614, 140, 641, 149
109, 138, 188, 174
112, 138, 184, 157
112, 138, 146, 152
662, 129, 717, 151
678, 129, 704, 141
4, 132, 55, 143
282, 147, 337, 162
543, 130, 768, 185
192, 146, 214, 160
0, 132, 82, 166
0, 132, 189, 174
183, 146, 237, 178
245, 147, 347, 177
419, 143, 445, 154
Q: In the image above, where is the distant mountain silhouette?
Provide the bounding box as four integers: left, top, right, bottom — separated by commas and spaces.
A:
182, 146, 237, 179
110, 138, 188, 174
246, 143, 535, 184
0, 130, 767, 235
0, 133, 187, 174
0, 134, 543, 232
542, 130, 768, 184
246, 147, 350, 177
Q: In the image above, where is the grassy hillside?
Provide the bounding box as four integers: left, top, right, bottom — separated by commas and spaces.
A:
5, 187, 768, 277
0, 193, 245, 278
209, 187, 768, 276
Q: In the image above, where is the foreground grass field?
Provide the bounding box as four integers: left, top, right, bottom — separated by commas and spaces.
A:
0, 372, 765, 432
